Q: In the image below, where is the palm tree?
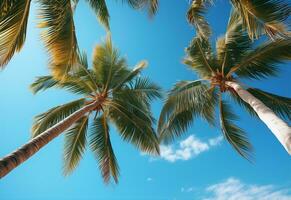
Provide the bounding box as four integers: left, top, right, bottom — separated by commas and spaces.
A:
187, 0, 290, 40
0, 36, 162, 180
158, 10, 291, 160
0, 0, 159, 78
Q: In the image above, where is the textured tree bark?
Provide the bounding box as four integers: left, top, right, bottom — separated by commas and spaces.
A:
226, 81, 291, 155
0, 100, 100, 178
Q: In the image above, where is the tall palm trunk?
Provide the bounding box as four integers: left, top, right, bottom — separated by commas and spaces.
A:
226, 81, 291, 155
0, 100, 100, 178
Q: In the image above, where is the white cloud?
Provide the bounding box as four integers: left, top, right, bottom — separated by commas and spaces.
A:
181, 187, 195, 193
159, 135, 223, 162
147, 177, 153, 182
203, 178, 291, 200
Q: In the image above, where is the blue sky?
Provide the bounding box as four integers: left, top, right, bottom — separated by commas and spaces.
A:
0, 1, 291, 199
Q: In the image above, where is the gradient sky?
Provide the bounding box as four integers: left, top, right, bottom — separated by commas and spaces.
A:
0, 1, 291, 200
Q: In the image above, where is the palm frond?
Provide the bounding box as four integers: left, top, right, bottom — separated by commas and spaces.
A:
107, 100, 160, 154
219, 99, 253, 160
63, 116, 88, 175
30, 75, 59, 94
228, 39, 291, 79
216, 9, 251, 75
187, 0, 212, 39
30, 75, 95, 95
230, 0, 290, 40
89, 115, 119, 183
229, 89, 258, 118
184, 37, 215, 79
92, 36, 128, 90
158, 80, 217, 143
86, 0, 110, 30
31, 99, 85, 137
0, 0, 31, 67
248, 88, 291, 121
38, 0, 78, 79
115, 77, 162, 102
113, 60, 147, 90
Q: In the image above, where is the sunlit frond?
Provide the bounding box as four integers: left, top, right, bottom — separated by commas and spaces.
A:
228, 39, 291, 79
219, 99, 253, 160
113, 60, 148, 90
230, 0, 290, 40
107, 100, 159, 154
92, 35, 128, 90
184, 37, 215, 79
216, 9, 251, 75
248, 88, 291, 121
63, 116, 88, 175
38, 0, 78, 79
86, 0, 110, 30
0, 0, 31, 67
31, 99, 85, 137
158, 80, 217, 143
187, 0, 212, 39
89, 115, 119, 183
30, 75, 95, 95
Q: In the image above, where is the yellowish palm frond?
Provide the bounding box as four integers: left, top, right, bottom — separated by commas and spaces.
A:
0, 0, 31, 68
38, 0, 79, 79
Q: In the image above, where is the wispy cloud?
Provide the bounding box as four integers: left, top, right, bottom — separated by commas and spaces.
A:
146, 177, 153, 182
203, 177, 291, 200
158, 135, 223, 162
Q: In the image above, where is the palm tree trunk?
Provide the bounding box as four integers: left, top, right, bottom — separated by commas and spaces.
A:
226, 81, 291, 155
0, 100, 100, 178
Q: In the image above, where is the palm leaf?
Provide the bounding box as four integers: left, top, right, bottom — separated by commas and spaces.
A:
107, 100, 159, 154
86, 0, 110, 30
219, 99, 253, 159
248, 88, 291, 121
0, 0, 31, 67
184, 37, 215, 79
32, 98, 85, 137
158, 80, 217, 143
63, 116, 88, 175
113, 60, 148, 90
229, 89, 258, 118
187, 0, 212, 39
92, 36, 128, 90
230, 0, 290, 40
228, 39, 291, 79
89, 115, 119, 183
30, 75, 95, 95
38, 0, 78, 79
216, 9, 251, 75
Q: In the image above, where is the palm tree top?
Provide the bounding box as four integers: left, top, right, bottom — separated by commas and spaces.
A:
30, 36, 162, 183
159, 10, 291, 160
187, 0, 290, 40
0, 0, 159, 77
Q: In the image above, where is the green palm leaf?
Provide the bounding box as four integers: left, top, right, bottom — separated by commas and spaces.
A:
184, 37, 215, 79
158, 80, 217, 143
38, 0, 78, 79
216, 9, 251, 75
30, 75, 94, 95
219, 99, 253, 160
229, 89, 258, 118
0, 0, 31, 67
230, 0, 290, 40
63, 116, 89, 175
107, 100, 159, 154
32, 98, 85, 137
187, 0, 212, 39
248, 88, 291, 120
228, 39, 291, 79
86, 0, 110, 30
89, 115, 119, 183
